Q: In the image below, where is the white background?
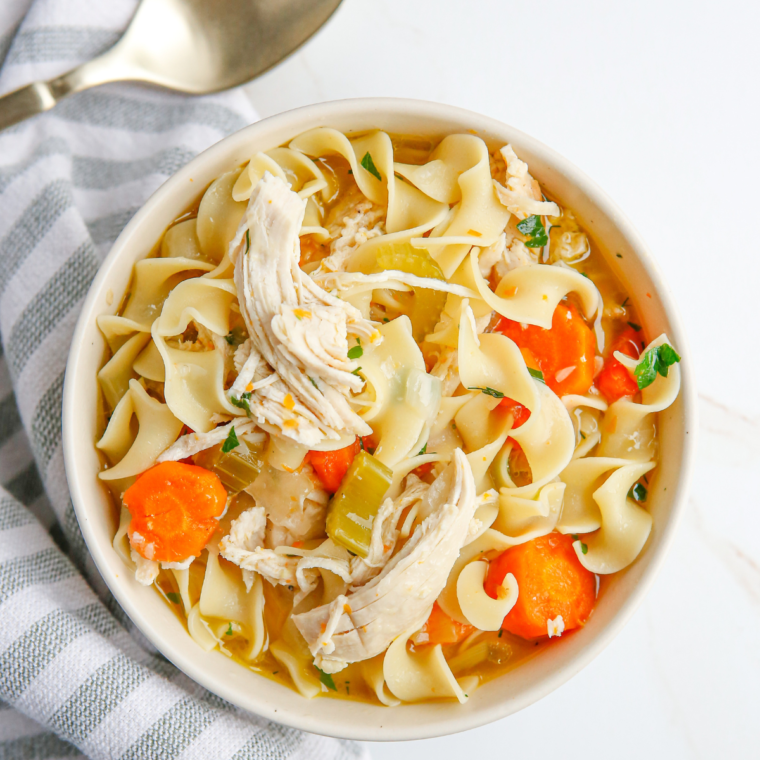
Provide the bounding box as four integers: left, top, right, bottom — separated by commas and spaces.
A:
245, 2, 760, 758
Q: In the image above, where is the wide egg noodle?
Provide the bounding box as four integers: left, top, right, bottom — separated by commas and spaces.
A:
383, 621, 468, 703
97, 315, 149, 352
154, 277, 237, 338
354, 316, 441, 467
97, 378, 183, 481
407, 136, 511, 278
120, 257, 214, 328
457, 301, 539, 413
577, 460, 656, 574
132, 339, 165, 382
161, 219, 212, 262
361, 655, 401, 706
556, 456, 634, 534
437, 528, 515, 625
198, 543, 266, 661
152, 323, 240, 433
563, 394, 608, 460
196, 169, 247, 264
507, 381, 576, 497
456, 560, 518, 631
112, 506, 132, 567
464, 251, 600, 329
97, 331, 151, 410
598, 333, 681, 462
232, 152, 287, 201
493, 481, 565, 542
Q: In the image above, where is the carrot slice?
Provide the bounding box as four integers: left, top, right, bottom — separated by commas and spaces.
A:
595, 325, 641, 403
307, 437, 373, 493
419, 602, 474, 645
498, 397, 531, 429
494, 302, 596, 396
123, 461, 227, 563
485, 533, 595, 639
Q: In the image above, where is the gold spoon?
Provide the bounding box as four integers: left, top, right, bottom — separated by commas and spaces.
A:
0, 0, 342, 131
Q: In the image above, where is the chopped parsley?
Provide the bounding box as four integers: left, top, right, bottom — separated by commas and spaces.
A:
360, 151, 382, 181
244, 229, 250, 255
225, 622, 233, 636
580, 431, 586, 440
468, 386, 505, 399
315, 666, 337, 691
634, 343, 681, 389
351, 366, 362, 376
627, 321, 642, 332
516, 215, 548, 248
224, 326, 246, 346
616, 253, 623, 259
580, 542, 588, 555
580, 272, 590, 279
221, 425, 239, 453
309, 376, 318, 388
166, 592, 181, 604
382, 317, 390, 323
629, 483, 648, 502
347, 340, 364, 360
528, 367, 546, 383
230, 391, 252, 415
498, 629, 503, 638
418, 443, 427, 455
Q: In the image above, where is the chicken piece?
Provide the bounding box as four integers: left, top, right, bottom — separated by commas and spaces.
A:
157, 419, 257, 462
318, 185, 386, 273
229, 173, 381, 447
292, 448, 477, 673
492, 144, 560, 220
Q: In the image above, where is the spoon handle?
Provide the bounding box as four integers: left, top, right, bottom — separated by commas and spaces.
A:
0, 80, 63, 131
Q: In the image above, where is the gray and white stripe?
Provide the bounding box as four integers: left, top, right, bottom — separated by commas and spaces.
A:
0, 1, 370, 758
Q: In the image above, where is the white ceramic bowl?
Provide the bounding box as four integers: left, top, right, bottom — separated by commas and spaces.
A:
63, 98, 697, 741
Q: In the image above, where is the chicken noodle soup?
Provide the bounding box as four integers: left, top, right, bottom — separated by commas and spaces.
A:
96, 127, 682, 704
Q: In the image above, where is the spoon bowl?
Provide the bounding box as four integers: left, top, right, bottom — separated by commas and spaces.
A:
0, 0, 342, 130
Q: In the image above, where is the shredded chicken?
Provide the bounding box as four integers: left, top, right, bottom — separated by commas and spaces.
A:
317, 186, 386, 273
493, 145, 560, 220
292, 448, 477, 674
158, 419, 257, 462
229, 173, 382, 447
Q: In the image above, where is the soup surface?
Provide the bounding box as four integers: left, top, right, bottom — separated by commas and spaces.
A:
95, 127, 682, 705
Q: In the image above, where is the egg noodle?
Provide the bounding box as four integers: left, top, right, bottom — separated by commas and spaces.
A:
95, 127, 681, 704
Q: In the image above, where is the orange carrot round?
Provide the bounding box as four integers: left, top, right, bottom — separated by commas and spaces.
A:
307, 437, 373, 493
485, 533, 595, 639
596, 325, 641, 403
495, 301, 596, 397
123, 461, 227, 563
498, 397, 531, 429
419, 602, 474, 645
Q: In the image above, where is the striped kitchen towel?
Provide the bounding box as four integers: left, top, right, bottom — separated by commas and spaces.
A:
0, 2, 369, 759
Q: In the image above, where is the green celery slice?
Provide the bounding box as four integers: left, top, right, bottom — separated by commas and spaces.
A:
375, 242, 447, 341
326, 451, 393, 558
194, 441, 264, 493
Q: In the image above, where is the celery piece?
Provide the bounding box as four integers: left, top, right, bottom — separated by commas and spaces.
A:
194, 441, 264, 493
375, 242, 447, 341
326, 451, 393, 558
447, 641, 490, 674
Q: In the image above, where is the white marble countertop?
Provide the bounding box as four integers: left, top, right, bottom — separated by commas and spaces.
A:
245, 1, 760, 756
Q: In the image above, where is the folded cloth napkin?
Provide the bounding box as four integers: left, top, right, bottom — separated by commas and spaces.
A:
0, 2, 369, 759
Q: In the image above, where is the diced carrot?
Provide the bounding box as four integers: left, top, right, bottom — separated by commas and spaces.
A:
307, 437, 373, 493
494, 302, 596, 396
123, 461, 228, 563
595, 325, 641, 403
419, 602, 474, 645
498, 397, 531, 429
484, 533, 595, 640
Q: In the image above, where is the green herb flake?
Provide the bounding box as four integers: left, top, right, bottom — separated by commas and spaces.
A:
528, 367, 546, 383
359, 437, 365, 451
580, 272, 590, 279
315, 666, 337, 691
273, 671, 279, 675
418, 443, 427, 456
616, 253, 623, 259
347, 345, 364, 360
621, 297, 629, 308
230, 392, 252, 415
225, 622, 233, 636
382, 317, 390, 323
224, 326, 246, 346
468, 386, 505, 399
309, 376, 318, 389
360, 152, 382, 181
244, 229, 251, 255
498, 629, 503, 638
627, 321, 642, 332
571, 534, 579, 541
347, 169, 353, 175
580, 431, 586, 440
351, 366, 362, 376
221, 425, 240, 453
630, 482, 648, 502
166, 592, 181, 604
580, 542, 588, 555
634, 343, 681, 389
516, 215, 548, 248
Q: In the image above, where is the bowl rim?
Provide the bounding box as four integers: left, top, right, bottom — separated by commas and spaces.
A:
62, 97, 698, 741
